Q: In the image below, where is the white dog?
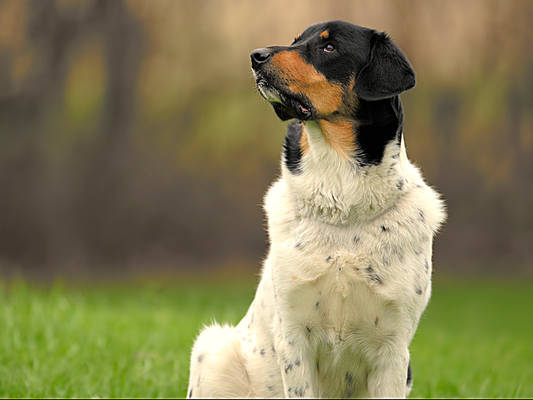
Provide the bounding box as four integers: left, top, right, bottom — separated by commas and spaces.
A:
187, 21, 445, 398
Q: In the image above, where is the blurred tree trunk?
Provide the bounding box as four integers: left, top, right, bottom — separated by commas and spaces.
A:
74, 0, 145, 267
99, 0, 143, 143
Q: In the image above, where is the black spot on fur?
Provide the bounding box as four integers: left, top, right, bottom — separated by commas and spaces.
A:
188, 389, 193, 398
315, 301, 320, 309
316, 359, 320, 372
396, 179, 404, 190
407, 362, 412, 386
306, 326, 311, 334
374, 316, 379, 326
267, 385, 274, 392
271, 344, 276, 354
366, 266, 374, 273
326, 255, 333, 262
283, 120, 304, 174
295, 359, 301, 366
285, 363, 293, 373
345, 372, 353, 384
424, 260, 429, 272
369, 273, 383, 284
381, 225, 389, 232
353, 235, 360, 244
197, 354, 204, 363
416, 287, 423, 295
295, 241, 303, 249
260, 348, 265, 356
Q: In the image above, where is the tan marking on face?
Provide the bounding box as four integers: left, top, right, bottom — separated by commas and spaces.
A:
319, 119, 357, 159
271, 50, 343, 115
319, 30, 329, 39
300, 124, 310, 155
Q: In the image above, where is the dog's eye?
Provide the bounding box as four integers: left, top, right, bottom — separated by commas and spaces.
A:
323, 43, 335, 53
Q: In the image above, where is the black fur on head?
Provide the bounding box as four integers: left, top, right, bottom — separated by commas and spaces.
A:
251, 21, 415, 117
251, 21, 415, 167
354, 32, 415, 101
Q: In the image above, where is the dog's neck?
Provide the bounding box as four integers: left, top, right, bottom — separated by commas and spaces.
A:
282, 96, 411, 225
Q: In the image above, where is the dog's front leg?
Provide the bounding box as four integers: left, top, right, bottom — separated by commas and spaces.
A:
275, 330, 318, 398
366, 346, 410, 399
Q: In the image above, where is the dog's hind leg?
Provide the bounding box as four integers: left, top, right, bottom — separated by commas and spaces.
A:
187, 323, 252, 398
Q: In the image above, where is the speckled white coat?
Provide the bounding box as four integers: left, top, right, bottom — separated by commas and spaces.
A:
187, 121, 446, 399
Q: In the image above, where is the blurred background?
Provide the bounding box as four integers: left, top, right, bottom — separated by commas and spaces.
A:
1, 0, 532, 279
1, 1, 533, 397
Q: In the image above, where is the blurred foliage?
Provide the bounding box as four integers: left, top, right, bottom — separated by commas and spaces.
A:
0, 0, 532, 276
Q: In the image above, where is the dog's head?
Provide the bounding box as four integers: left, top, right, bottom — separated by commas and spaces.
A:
250, 21, 415, 122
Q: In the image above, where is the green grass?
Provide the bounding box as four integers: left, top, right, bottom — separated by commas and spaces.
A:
0, 277, 531, 398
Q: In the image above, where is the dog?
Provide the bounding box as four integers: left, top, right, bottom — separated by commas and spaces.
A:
187, 20, 446, 398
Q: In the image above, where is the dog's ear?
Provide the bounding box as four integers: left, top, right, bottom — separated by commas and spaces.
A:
354, 32, 415, 101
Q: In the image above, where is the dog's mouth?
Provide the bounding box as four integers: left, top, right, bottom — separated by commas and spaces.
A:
254, 74, 313, 121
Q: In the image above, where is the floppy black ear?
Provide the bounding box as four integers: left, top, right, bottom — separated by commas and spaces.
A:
354, 32, 415, 101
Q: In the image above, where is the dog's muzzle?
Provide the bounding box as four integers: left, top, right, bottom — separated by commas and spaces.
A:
250, 48, 313, 121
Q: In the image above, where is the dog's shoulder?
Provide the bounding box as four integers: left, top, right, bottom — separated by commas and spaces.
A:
398, 163, 447, 235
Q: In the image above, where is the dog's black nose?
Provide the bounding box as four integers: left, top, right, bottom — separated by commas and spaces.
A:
250, 48, 272, 68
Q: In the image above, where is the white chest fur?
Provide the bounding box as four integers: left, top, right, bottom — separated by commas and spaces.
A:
254, 124, 446, 397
